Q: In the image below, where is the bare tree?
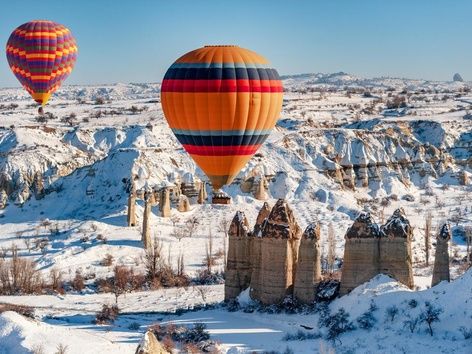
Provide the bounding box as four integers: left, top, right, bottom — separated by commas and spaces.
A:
204, 223, 214, 273
112, 265, 131, 305
145, 237, 163, 280
327, 223, 336, 274
465, 226, 472, 265
424, 213, 433, 266
218, 216, 230, 267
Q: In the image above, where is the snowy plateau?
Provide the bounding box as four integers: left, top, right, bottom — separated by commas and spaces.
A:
0, 72, 471, 353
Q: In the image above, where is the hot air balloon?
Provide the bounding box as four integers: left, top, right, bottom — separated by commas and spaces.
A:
6, 20, 78, 113
161, 45, 283, 203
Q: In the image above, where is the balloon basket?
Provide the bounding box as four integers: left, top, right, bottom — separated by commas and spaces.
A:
212, 191, 231, 205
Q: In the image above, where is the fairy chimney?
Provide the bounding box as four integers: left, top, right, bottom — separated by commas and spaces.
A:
127, 177, 137, 227
177, 195, 190, 212
197, 182, 206, 204
254, 175, 268, 200
160, 188, 171, 217
250, 199, 302, 304
379, 208, 414, 289
432, 223, 451, 287
340, 213, 381, 295
340, 208, 414, 295
225, 211, 252, 301
253, 202, 271, 237
293, 223, 322, 304
142, 189, 153, 249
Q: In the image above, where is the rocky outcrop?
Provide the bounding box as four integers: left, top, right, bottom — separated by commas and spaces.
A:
251, 199, 302, 304
379, 208, 414, 289
197, 181, 206, 204
181, 173, 199, 198
254, 175, 268, 200
225, 211, 252, 301
432, 223, 451, 287
340, 213, 381, 295
159, 188, 171, 217
177, 195, 190, 212
127, 177, 137, 227
293, 223, 322, 304
142, 189, 153, 249
340, 208, 414, 295
135, 330, 170, 354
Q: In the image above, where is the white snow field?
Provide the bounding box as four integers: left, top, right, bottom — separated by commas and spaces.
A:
0, 73, 471, 353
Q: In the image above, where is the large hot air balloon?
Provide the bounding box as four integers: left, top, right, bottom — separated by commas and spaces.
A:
6, 20, 78, 110
161, 45, 283, 203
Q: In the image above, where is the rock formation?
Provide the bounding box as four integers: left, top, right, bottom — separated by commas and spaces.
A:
142, 189, 153, 249
135, 330, 170, 354
254, 175, 268, 200
197, 182, 206, 204
379, 208, 414, 289
177, 195, 190, 212
225, 211, 252, 301
340, 208, 414, 295
127, 177, 137, 227
293, 223, 322, 304
340, 213, 381, 295
453, 73, 464, 82
181, 173, 199, 198
159, 188, 171, 217
432, 223, 451, 287
251, 199, 302, 304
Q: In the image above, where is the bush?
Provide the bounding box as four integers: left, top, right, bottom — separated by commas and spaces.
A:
100, 254, 114, 266
283, 329, 322, 341
403, 315, 420, 333
356, 310, 377, 330
95, 304, 119, 324
419, 301, 442, 336
408, 299, 418, 308
128, 322, 140, 330
71, 271, 85, 291
385, 305, 399, 322
321, 308, 355, 342
459, 326, 472, 340
0, 303, 34, 318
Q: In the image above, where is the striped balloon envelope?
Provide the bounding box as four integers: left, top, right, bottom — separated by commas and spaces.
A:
6, 20, 78, 106
161, 45, 283, 191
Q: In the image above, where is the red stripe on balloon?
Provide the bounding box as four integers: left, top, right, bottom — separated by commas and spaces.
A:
162, 79, 283, 93
183, 144, 261, 156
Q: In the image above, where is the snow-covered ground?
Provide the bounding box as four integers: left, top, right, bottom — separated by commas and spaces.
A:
0, 73, 471, 353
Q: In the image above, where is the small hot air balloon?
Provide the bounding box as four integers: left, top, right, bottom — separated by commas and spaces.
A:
161, 45, 283, 203
6, 20, 78, 112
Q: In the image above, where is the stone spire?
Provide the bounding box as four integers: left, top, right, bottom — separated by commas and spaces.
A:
127, 176, 137, 227
142, 187, 153, 249
250, 199, 302, 304
253, 202, 271, 237
294, 223, 322, 304
225, 211, 252, 301
432, 223, 451, 287
197, 181, 206, 204
254, 175, 268, 200
160, 188, 171, 217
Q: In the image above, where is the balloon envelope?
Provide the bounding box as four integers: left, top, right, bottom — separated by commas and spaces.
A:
161, 45, 283, 190
6, 20, 78, 106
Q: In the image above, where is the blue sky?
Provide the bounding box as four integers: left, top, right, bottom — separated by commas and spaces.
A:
0, 0, 471, 87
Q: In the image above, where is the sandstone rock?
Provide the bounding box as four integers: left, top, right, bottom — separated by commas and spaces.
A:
160, 188, 171, 218
127, 177, 137, 227
135, 330, 171, 354
293, 223, 322, 304
253, 175, 268, 200
251, 199, 302, 304
225, 211, 252, 301
142, 189, 153, 249
340, 213, 381, 295
253, 202, 271, 237
432, 223, 451, 287
340, 209, 414, 295
197, 181, 206, 204
177, 195, 190, 212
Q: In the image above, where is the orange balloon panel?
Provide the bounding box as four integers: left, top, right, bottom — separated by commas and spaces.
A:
161, 45, 283, 190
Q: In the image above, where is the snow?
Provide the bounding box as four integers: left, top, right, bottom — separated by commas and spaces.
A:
0, 72, 471, 353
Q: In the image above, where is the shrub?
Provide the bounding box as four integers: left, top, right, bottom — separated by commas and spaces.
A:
0, 303, 34, 318
419, 301, 442, 336
72, 271, 85, 291
404, 315, 420, 333
95, 304, 119, 324
283, 329, 322, 341
356, 310, 376, 330
459, 326, 472, 340
101, 254, 114, 266
128, 322, 140, 330
321, 308, 355, 342
408, 299, 418, 308
54, 344, 68, 354
386, 305, 399, 322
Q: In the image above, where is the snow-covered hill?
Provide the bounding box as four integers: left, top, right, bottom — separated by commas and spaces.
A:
0, 74, 471, 353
